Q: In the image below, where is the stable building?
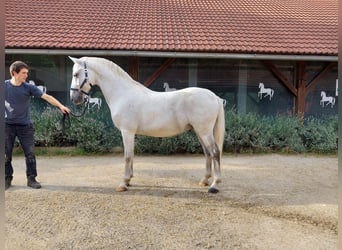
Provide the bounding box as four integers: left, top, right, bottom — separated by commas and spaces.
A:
5, 0, 338, 117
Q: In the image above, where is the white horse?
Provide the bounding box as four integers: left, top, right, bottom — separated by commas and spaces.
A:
85, 96, 102, 109
258, 82, 274, 100
69, 56, 225, 193
320, 91, 335, 108
163, 82, 176, 91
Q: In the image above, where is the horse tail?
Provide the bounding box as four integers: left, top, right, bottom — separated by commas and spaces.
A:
214, 98, 225, 158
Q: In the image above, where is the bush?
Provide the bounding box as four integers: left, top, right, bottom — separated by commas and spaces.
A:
263, 116, 305, 153
31, 105, 338, 154
135, 130, 202, 154
67, 117, 117, 153
223, 109, 336, 154
32, 103, 122, 153
300, 116, 338, 153
32, 107, 61, 147
224, 109, 269, 153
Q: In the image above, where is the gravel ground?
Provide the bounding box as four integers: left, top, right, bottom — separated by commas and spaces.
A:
5, 154, 338, 250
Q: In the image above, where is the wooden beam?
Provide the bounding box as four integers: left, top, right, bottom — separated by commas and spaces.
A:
262, 61, 297, 96
295, 61, 306, 117
128, 57, 139, 81
143, 58, 175, 87
306, 62, 336, 93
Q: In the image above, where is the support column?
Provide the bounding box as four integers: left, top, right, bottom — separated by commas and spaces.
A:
295, 62, 306, 117
237, 61, 247, 114
188, 59, 198, 87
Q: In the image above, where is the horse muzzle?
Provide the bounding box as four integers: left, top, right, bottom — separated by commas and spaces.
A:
70, 90, 85, 105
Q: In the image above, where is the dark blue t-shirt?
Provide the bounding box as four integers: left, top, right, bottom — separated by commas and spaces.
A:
5, 80, 44, 125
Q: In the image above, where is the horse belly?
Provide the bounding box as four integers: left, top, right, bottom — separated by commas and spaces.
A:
136, 113, 191, 137
139, 128, 190, 137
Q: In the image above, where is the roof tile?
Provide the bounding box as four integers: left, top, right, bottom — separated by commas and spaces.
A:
5, 0, 338, 55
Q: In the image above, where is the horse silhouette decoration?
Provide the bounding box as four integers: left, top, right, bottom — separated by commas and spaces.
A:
163, 82, 176, 92
69, 57, 225, 193
320, 91, 335, 108
85, 96, 102, 109
29, 80, 47, 93
258, 82, 274, 100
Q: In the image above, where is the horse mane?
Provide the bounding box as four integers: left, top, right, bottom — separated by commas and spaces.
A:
84, 57, 145, 88
83, 57, 130, 79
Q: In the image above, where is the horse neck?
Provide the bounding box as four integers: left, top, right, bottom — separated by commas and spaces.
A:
87, 59, 149, 100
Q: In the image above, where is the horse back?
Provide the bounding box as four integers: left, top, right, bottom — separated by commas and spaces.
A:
128, 87, 221, 137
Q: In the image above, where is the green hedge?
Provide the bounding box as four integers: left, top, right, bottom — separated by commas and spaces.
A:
31, 104, 121, 153
31, 105, 338, 154
226, 109, 337, 153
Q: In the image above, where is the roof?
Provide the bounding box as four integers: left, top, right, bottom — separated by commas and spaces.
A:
5, 0, 338, 56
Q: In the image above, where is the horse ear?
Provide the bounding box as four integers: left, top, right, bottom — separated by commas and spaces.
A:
68, 56, 83, 65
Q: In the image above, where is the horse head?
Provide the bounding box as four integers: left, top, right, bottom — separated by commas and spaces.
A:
69, 56, 94, 105
259, 82, 264, 88
321, 91, 325, 97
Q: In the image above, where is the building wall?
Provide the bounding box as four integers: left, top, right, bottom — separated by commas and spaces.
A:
5, 54, 338, 117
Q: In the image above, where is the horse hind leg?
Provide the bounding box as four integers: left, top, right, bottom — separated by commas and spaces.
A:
199, 143, 212, 187
207, 143, 222, 193
197, 134, 222, 193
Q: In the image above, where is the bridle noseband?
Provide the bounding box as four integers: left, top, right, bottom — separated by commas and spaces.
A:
70, 62, 93, 96
63, 62, 92, 133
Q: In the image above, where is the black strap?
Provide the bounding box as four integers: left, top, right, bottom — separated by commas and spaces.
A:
59, 104, 88, 134
61, 113, 71, 133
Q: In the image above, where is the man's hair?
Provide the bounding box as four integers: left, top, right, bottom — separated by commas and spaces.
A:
9, 61, 29, 76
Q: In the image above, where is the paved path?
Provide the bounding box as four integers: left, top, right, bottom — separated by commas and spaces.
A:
5, 154, 338, 249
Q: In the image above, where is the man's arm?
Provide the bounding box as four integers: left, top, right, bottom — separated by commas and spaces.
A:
41, 93, 70, 114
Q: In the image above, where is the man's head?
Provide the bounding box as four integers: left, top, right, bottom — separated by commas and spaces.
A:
10, 61, 29, 76
9, 61, 29, 83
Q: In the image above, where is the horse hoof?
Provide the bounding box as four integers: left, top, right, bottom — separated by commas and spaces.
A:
199, 181, 209, 187
208, 187, 219, 194
116, 186, 128, 192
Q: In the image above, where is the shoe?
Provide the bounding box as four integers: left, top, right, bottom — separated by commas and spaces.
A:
5, 177, 12, 190
27, 176, 41, 189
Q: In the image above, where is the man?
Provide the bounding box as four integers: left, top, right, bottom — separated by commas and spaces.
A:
5, 60, 70, 190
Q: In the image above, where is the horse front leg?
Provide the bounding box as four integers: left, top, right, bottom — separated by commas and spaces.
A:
117, 131, 135, 192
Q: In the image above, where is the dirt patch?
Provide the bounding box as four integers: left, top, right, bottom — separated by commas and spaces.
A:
5, 154, 338, 249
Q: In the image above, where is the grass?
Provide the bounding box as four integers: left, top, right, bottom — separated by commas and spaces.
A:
12, 146, 337, 158
12, 146, 105, 156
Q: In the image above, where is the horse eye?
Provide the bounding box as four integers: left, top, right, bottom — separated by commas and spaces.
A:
73, 73, 79, 78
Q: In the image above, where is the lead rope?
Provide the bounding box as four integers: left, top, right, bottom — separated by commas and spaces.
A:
61, 113, 71, 132
60, 104, 88, 133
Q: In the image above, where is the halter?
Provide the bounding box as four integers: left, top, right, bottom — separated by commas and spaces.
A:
70, 62, 93, 95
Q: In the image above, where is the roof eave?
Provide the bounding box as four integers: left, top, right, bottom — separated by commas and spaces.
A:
5, 49, 338, 62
